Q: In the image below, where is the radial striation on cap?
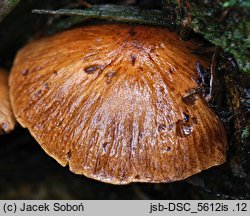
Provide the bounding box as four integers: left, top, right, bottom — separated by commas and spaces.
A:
9, 24, 227, 184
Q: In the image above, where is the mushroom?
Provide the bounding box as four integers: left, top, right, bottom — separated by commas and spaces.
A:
0, 68, 15, 134
9, 24, 227, 184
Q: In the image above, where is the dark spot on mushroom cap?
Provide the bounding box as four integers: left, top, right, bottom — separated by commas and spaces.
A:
1, 122, 8, 131
158, 123, 166, 132
33, 90, 42, 97
169, 123, 174, 131
166, 146, 172, 152
44, 83, 49, 89
56, 120, 63, 127
102, 142, 110, 153
159, 86, 165, 92
130, 55, 136, 66
105, 71, 117, 84
134, 175, 140, 180
84, 65, 101, 74
21, 69, 29, 76
66, 151, 71, 161
128, 28, 136, 36
176, 120, 193, 138
150, 46, 156, 53
182, 94, 197, 106
183, 112, 189, 123
120, 170, 127, 180
192, 116, 198, 124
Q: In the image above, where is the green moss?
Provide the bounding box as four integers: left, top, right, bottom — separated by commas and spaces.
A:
0, 0, 20, 22
162, 0, 250, 73
242, 126, 249, 139
33, 4, 175, 30
32, 4, 179, 37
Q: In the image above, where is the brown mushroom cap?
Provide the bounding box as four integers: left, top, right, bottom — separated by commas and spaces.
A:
0, 68, 15, 134
9, 24, 227, 184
